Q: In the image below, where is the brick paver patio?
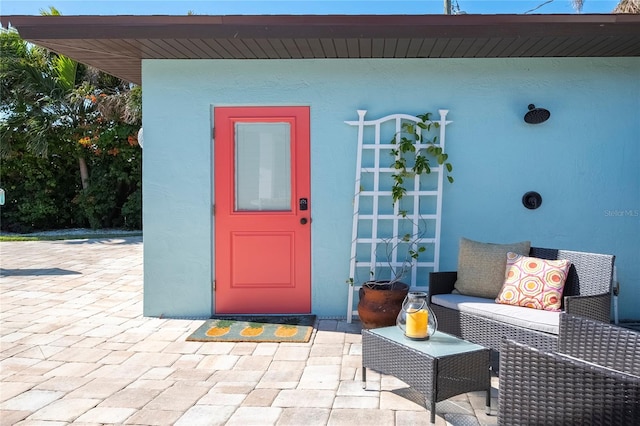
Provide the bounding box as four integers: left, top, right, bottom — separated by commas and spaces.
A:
0, 237, 498, 425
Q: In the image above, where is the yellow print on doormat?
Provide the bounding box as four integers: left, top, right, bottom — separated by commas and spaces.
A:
187, 316, 315, 343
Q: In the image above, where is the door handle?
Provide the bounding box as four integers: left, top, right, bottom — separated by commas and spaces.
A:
300, 218, 308, 225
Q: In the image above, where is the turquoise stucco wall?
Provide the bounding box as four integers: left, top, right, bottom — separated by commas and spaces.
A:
142, 58, 640, 321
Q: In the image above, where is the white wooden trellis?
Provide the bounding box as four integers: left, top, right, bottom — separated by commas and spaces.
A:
344, 110, 452, 323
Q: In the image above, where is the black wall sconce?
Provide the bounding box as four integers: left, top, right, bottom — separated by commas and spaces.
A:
522, 191, 542, 210
524, 104, 550, 124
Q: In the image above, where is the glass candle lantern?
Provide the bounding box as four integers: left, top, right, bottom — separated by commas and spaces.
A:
396, 291, 438, 340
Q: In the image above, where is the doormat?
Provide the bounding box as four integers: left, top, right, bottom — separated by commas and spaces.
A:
186, 315, 316, 343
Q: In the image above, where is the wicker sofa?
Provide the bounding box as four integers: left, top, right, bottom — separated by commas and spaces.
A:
499, 313, 640, 425
428, 247, 615, 366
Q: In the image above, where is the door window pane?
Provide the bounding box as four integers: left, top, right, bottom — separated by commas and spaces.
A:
235, 122, 291, 211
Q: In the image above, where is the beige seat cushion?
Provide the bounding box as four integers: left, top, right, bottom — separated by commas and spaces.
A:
431, 293, 560, 335
453, 238, 531, 299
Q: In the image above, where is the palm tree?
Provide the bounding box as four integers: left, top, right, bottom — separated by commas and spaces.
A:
1, 7, 140, 190
570, 0, 639, 12
1, 8, 94, 189
526, 0, 638, 13
1, 33, 94, 188
613, 0, 640, 13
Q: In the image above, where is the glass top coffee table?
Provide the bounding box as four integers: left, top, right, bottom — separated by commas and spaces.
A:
362, 326, 491, 424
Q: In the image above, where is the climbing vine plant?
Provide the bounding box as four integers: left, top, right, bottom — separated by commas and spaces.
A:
390, 112, 454, 206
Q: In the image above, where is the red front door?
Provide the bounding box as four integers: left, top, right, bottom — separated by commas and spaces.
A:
214, 106, 311, 314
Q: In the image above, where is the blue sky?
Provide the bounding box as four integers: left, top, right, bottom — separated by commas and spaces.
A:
0, 0, 623, 16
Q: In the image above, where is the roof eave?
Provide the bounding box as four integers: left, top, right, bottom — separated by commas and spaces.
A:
2, 14, 639, 85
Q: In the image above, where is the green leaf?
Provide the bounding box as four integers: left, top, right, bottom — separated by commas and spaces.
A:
52, 55, 78, 93
391, 185, 406, 203
417, 122, 427, 129
399, 138, 416, 152
413, 155, 429, 175
446, 163, 453, 172
448, 176, 454, 183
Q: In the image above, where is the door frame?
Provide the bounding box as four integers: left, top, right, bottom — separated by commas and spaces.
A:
212, 105, 311, 314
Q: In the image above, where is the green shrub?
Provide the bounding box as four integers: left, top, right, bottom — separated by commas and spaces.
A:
121, 187, 142, 230
1, 143, 83, 232
73, 124, 142, 230
1, 124, 142, 232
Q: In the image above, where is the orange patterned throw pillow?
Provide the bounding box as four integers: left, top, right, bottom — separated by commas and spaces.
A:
496, 252, 571, 311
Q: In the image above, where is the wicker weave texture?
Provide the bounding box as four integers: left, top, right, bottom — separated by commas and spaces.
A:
431, 304, 558, 352
559, 313, 640, 376
499, 338, 640, 425
362, 329, 490, 405
362, 331, 435, 400
529, 247, 614, 298
563, 293, 611, 323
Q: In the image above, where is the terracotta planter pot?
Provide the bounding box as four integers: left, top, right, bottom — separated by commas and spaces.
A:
357, 281, 410, 329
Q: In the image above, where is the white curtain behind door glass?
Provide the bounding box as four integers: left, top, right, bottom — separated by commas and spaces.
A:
235, 123, 291, 211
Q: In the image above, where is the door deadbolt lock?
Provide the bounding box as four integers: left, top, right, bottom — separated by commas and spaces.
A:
300, 218, 308, 225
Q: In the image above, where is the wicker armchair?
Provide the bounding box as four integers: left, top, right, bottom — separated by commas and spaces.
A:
498, 313, 640, 425
428, 247, 615, 358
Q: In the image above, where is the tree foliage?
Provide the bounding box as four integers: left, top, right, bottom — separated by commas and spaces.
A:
613, 0, 640, 13
0, 27, 142, 232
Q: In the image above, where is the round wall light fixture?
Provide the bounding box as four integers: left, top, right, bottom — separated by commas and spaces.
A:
522, 191, 542, 210
524, 104, 550, 124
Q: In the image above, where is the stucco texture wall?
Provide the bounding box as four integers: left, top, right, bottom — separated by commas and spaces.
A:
141, 57, 639, 321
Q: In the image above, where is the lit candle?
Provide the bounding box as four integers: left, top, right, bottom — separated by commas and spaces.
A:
405, 308, 428, 339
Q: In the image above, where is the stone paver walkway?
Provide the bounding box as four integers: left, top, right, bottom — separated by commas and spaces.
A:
0, 237, 498, 425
